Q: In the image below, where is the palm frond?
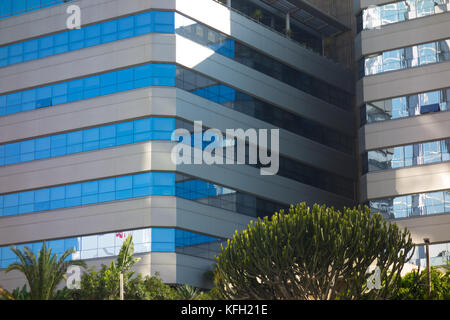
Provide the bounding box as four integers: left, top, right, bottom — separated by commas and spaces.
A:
4, 241, 86, 300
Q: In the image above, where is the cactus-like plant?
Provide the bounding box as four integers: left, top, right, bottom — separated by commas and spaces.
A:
214, 203, 415, 300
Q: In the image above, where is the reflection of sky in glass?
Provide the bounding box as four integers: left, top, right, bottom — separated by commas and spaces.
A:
370, 189, 450, 219
362, 38, 450, 76
367, 139, 450, 172
362, 0, 449, 30
365, 88, 449, 124
383, 49, 404, 71
380, 2, 406, 25
0, 228, 222, 268
391, 97, 408, 119
416, 0, 436, 17
418, 43, 437, 65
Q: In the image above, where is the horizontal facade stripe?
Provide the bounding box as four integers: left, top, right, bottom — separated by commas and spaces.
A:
0, 226, 224, 269
0, 10, 174, 67
0, 171, 288, 220
369, 189, 450, 220
357, 0, 450, 33
174, 12, 353, 112
0, 117, 175, 166
0, 0, 72, 20
363, 138, 450, 174
0, 62, 353, 154
359, 38, 450, 78
0, 63, 175, 116
361, 87, 450, 125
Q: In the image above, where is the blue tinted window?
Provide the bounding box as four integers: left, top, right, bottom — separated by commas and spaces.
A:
118, 16, 134, 31
365, 138, 450, 173
0, 116, 175, 167
0, 0, 71, 20
0, 63, 175, 117
0, 227, 221, 269
0, 172, 176, 219
0, 10, 174, 68
152, 228, 175, 252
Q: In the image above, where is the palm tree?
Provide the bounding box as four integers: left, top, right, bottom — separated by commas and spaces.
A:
5, 241, 86, 300
0, 285, 15, 300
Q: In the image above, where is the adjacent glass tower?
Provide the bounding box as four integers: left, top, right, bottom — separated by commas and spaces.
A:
356, 0, 450, 267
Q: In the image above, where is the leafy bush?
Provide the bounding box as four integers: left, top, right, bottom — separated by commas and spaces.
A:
394, 267, 450, 300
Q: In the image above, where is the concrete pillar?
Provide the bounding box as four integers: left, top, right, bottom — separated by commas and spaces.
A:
227, 0, 231, 8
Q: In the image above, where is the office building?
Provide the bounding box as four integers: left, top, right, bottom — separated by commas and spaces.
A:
356, 0, 450, 267
0, 0, 357, 289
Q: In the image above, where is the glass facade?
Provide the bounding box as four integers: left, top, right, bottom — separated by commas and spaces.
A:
0, 112, 353, 198
361, 88, 450, 125
215, 0, 322, 53
0, 172, 175, 217
370, 189, 450, 219
0, 9, 352, 113
0, 117, 175, 166
363, 139, 450, 173
0, 171, 288, 220
359, 38, 450, 78
176, 174, 288, 218
0, 62, 353, 155
0, 10, 174, 68
0, 63, 175, 116
410, 241, 450, 267
357, 0, 450, 32
175, 67, 353, 154
0, 0, 72, 20
175, 13, 353, 112
175, 121, 355, 199
0, 227, 224, 268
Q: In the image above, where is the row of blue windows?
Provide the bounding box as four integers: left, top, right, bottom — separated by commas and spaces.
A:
359, 39, 450, 78
0, 117, 175, 166
0, 0, 71, 19
0, 10, 174, 67
369, 189, 450, 220
361, 88, 450, 125
0, 63, 175, 116
363, 139, 450, 174
0, 62, 353, 155
0, 227, 222, 269
1, 7, 351, 114
176, 68, 354, 155
0, 170, 289, 221
357, 0, 449, 33
0, 172, 175, 217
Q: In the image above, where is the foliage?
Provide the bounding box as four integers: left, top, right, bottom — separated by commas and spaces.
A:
139, 272, 177, 300
175, 284, 201, 300
4, 242, 86, 300
214, 203, 415, 300
251, 9, 263, 21
0, 284, 27, 300
71, 235, 140, 300
9, 285, 31, 300
70, 235, 177, 300
393, 267, 450, 300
